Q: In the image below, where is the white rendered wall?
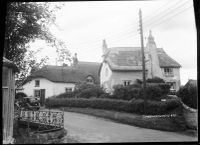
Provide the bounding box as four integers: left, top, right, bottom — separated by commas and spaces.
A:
22, 78, 76, 98
52, 82, 75, 96
22, 78, 54, 98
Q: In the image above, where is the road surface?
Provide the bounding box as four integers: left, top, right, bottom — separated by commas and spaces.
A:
61, 111, 197, 143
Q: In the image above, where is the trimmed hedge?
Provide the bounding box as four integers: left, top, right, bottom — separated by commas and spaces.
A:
112, 83, 170, 101
45, 97, 182, 115
176, 85, 197, 109
15, 92, 27, 99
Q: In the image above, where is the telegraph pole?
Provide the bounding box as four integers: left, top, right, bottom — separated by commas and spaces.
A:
139, 9, 147, 114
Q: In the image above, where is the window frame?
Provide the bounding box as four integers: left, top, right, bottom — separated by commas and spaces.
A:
35, 80, 40, 87
65, 88, 72, 93
164, 68, 174, 76
123, 80, 131, 86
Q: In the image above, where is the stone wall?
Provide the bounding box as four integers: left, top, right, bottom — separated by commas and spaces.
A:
14, 123, 67, 144
182, 102, 198, 130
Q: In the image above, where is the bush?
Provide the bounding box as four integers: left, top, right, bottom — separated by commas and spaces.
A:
112, 85, 142, 100
15, 92, 27, 99
176, 86, 197, 109
45, 97, 182, 115
56, 92, 75, 98
146, 77, 165, 83
112, 83, 170, 101
74, 83, 105, 98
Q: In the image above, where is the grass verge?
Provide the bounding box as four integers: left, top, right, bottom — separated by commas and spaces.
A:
59, 107, 187, 132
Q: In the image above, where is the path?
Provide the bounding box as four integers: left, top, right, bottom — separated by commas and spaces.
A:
61, 111, 197, 143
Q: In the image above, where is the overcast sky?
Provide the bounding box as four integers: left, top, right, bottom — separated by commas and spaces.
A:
29, 0, 197, 85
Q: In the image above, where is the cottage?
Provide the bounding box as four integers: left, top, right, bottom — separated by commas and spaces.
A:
2, 57, 19, 144
21, 57, 100, 105
99, 31, 181, 93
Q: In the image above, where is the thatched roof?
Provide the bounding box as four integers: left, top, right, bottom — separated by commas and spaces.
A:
23, 61, 101, 85
103, 47, 181, 71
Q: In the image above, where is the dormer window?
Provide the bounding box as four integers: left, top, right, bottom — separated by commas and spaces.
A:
164, 68, 173, 76
35, 80, 40, 87
86, 76, 94, 84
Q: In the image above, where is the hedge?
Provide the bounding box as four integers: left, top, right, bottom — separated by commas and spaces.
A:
45, 97, 182, 115
176, 85, 197, 109
112, 83, 170, 101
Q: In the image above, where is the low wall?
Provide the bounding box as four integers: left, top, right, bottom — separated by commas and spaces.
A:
182, 102, 198, 130
29, 128, 67, 144
14, 120, 67, 144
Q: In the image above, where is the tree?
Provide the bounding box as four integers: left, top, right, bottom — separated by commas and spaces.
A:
15, 48, 49, 87
4, 2, 70, 85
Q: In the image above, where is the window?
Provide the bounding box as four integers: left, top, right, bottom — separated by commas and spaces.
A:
164, 68, 173, 76
34, 90, 41, 97
123, 80, 131, 86
86, 76, 94, 84
66, 88, 72, 93
35, 80, 40, 87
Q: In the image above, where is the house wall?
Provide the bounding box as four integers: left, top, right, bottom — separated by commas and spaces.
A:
111, 71, 143, 88
22, 78, 54, 98
161, 68, 181, 91
52, 82, 75, 96
22, 78, 76, 98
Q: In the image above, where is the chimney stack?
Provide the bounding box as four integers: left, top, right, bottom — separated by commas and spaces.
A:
102, 39, 108, 57
72, 53, 78, 67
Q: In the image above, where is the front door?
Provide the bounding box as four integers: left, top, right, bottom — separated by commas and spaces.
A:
40, 89, 45, 106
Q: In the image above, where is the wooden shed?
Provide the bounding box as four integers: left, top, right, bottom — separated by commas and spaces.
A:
2, 57, 19, 144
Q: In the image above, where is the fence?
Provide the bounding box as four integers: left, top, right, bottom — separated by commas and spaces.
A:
15, 109, 64, 129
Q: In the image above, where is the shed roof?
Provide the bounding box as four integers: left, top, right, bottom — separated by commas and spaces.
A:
22, 61, 101, 85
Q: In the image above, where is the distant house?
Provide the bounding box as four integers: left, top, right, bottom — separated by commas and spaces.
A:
21, 56, 100, 105
99, 31, 181, 93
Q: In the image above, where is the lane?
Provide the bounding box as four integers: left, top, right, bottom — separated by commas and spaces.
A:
62, 111, 197, 143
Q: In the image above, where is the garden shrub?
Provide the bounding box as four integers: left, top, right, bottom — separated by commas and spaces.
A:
56, 92, 75, 98
146, 77, 165, 83
45, 97, 181, 115
74, 83, 105, 98
15, 92, 27, 99
176, 85, 197, 109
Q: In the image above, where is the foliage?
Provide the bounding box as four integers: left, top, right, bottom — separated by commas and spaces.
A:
176, 85, 197, 109
74, 83, 105, 98
53, 83, 105, 99
45, 97, 182, 115
146, 77, 165, 83
112, 83, 170, 101
15, 92, 27, 99
112, 84, 142, 100
4, 2, 69, 86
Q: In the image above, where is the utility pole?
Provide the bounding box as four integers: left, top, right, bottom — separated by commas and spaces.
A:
139, 8, 147, 114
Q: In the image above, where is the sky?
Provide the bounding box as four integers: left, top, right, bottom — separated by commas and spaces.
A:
29, 0, 197, 85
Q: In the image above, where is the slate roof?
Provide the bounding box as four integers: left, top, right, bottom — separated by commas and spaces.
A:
104, 47, 181, 71
23, 61, 101, 85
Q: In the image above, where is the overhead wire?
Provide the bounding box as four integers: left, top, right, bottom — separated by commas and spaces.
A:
64, 0, 193, 49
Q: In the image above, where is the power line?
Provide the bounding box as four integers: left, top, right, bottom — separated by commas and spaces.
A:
144, 5, 193, 31
144, 0, 191, 26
